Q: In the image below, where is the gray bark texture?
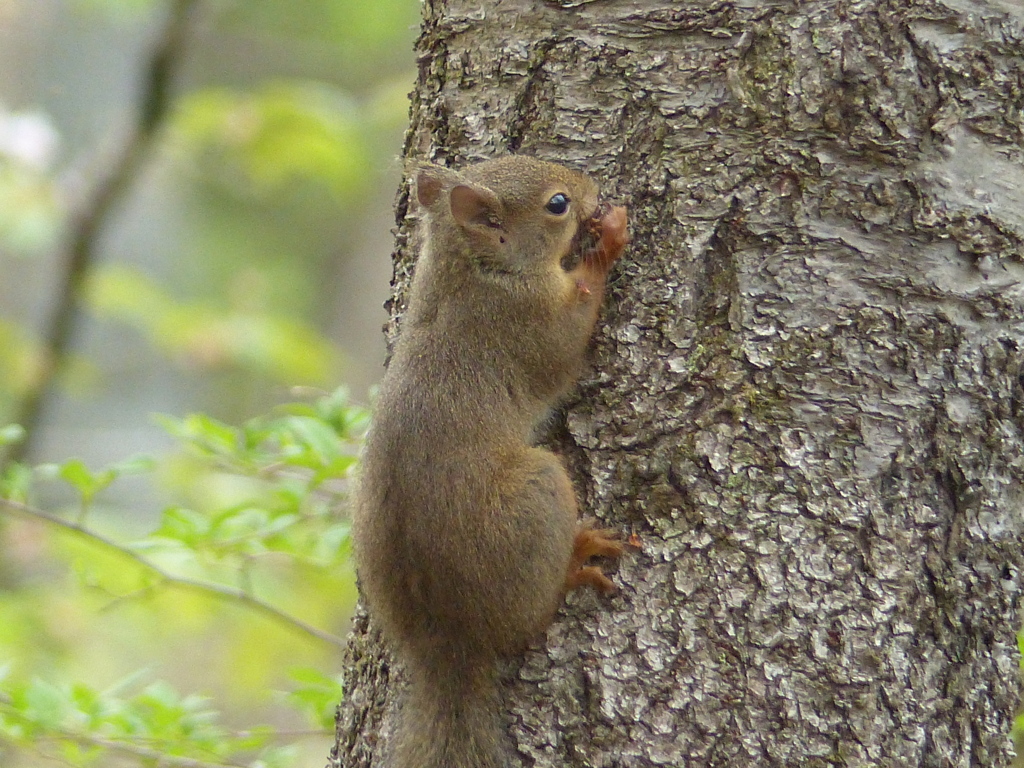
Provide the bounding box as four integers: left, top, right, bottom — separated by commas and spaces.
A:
331, 0, 1024, 766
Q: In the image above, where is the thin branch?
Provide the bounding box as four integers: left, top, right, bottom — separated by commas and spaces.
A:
0, 497, 347, 649
3, 0, 201, 467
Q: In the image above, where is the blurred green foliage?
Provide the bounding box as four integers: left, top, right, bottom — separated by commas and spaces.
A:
0, 0, 417, 764
0, 388, 367, 767
0, 675, 294, 768
87, 265, 342, 385
175, 84, 372, 202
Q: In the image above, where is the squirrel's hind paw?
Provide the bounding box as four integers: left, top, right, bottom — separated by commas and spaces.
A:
566, 522, 623, 595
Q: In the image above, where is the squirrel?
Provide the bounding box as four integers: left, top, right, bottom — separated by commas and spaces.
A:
352, 155, 630, 768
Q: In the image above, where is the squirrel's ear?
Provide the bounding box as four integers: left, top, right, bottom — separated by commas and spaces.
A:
415, 165, 455, 208
450, 184, 502, 230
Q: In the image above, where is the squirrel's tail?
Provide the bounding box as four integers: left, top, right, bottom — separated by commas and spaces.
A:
391, 647, 507, 768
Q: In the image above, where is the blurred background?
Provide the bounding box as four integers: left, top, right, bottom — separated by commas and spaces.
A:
0, 0, 418, 765
0, 0, 415, 470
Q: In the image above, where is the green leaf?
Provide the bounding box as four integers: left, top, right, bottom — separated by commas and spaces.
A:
154, 507, 211, 547
281, 416, 344, 464
0, 461, 33, 502
285, 667, 344, 729
162, 413, 241, 457
21, 679, 68, 731
57, 459, 92, 489
57, 459, 116, 502
316, 387, 371, 439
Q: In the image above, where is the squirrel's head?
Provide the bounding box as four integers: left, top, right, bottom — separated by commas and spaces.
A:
414, 156, 604, 276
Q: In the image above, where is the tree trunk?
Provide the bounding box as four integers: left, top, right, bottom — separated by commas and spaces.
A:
331, 1, 1024, 766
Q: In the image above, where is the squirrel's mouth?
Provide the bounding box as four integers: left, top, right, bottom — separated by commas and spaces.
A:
561, 202, 629, 272
561, 203, 608, 271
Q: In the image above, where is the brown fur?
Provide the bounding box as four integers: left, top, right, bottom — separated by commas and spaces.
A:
353, 156, 629, 768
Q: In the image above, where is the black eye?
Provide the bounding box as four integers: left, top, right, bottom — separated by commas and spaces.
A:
545, 193, 570, 215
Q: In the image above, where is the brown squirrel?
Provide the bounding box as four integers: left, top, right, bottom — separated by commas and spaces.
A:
352, 155, 630, 768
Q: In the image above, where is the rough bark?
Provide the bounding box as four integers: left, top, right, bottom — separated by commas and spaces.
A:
331, 1, 1024, 766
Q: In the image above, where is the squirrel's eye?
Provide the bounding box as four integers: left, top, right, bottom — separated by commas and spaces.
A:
545, 193, 570, 215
